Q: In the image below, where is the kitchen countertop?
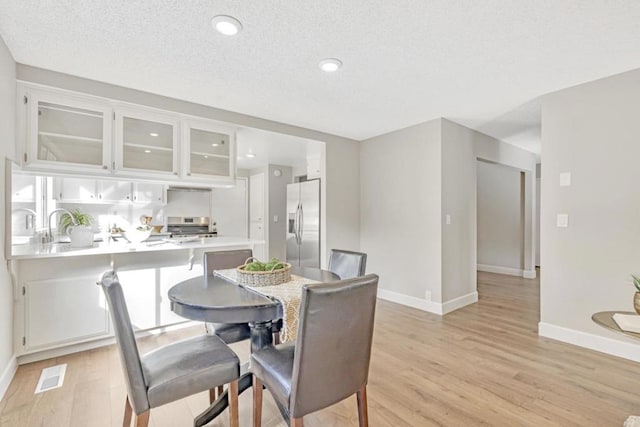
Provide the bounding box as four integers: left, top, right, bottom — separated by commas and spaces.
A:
9, 236, 263, 260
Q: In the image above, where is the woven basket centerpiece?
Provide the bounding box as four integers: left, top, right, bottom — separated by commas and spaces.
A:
236, 257, 292, 287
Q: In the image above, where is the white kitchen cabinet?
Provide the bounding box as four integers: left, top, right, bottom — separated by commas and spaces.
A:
97, 180, 132, 202
18, 83, 240, 185
23, 276, 110, 351
53, 176, 98, 202
133, 182, 165, 204
52, 178, 165, 204
114, 107, 180, 179
20, 86, 112, 174
116, 268, 158, 331
12, 173, 37, 203
115, 252, 201, 331
182, 119, 236, 184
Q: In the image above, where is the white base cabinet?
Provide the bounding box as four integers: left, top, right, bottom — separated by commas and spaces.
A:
11, 243, 254, 363
24, 276, 110, 351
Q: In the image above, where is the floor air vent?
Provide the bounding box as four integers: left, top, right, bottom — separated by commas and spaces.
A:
34, 364, 67, 394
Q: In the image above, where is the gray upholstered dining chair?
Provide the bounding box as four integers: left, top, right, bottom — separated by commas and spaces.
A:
204, 249, 254, 401
271, 249, 367, 345
250, 274, 379, 427
203, 249, 253, 345
328, 249, 367, 279
99, 271, 240, 427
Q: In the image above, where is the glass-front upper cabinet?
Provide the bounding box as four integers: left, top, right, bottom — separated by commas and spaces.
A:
23, 87, 112, 173
114, 107, 179, 178
182, 119, 236, 183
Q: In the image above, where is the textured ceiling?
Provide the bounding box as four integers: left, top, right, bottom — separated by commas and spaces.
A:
1, 1, 640, 154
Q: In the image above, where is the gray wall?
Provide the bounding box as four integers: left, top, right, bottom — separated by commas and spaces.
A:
16, 65, 360, 268
360, 117, 536, 312
477, 160, 523, 271
360, 119, 443, 301
0, 37, 16, 396
267, 164, 293, 260
440, 119, 478, 302
540, 68, 640, 359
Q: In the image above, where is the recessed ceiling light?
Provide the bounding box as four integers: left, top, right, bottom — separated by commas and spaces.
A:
149, 133, 159, 137
204, 155, 209, 159
211, 15, 242, 36
246, 152, 256, 158
319, 58, 342, 72
211, 143, 219, 147
144, 150, 151, 153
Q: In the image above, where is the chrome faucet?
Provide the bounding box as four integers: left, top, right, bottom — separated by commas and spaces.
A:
12, 208, 37, 230
47, 208, 78, 242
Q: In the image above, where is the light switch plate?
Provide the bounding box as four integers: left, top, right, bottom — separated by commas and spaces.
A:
560, 172, 571, 187
445, 214, 451, 225
557, 214, 569, 228
273, 215, 278, 222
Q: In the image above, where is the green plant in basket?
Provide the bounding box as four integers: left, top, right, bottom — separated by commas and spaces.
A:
265, 258, 285, 271
59, 209, 93, 233
244, 258, 285, 272
633, 275, 640, 292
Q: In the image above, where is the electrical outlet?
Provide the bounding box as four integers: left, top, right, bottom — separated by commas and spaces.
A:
425, 291, 432, 301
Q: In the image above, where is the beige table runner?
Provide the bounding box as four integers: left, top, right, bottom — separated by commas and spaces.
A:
214, 269, 318, 343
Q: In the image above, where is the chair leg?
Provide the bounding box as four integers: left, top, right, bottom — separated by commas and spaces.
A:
123, 396, 132, 427
217, 384, 224, 397
135, 411, 150, 427
290, 417, 303, 427
356, 386, 369, 427
273, 332, 280, 345
229, 380, 239, 427
209, 388, 216, 404
253, 376, 263, 427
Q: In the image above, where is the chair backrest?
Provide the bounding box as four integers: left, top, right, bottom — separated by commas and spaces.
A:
328, 249, 367, 279
203, 249, 253, 275
98, 271, 149, 415
289, 274, 379, 418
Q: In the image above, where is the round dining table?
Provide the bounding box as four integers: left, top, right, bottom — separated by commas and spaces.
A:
168, 266, 339, 427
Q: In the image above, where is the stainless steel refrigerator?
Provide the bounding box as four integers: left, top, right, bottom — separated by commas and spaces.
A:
286, 180, 320, 268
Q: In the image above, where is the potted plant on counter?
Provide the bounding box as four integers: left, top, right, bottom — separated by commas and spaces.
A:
59, 209, 93, 232
59, 209, 94, 248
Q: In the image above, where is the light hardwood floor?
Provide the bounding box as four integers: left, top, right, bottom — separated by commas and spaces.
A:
2, 271, 640, 426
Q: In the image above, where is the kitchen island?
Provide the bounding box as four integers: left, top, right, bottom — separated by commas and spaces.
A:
9, 237, 265, 364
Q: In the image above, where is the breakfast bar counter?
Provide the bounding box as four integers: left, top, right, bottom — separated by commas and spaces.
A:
9, 237, 266, 364
9, 236, 264, 260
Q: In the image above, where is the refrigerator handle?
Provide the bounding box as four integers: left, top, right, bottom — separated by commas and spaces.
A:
294, 202, 301, 244
296, 202, 303, 244
298, 203, 304, 243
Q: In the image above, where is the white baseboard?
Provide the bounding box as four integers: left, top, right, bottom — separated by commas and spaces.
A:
377, 289, 444, 315
377, 289, 479, 315
539, 322, 640, 363
477, 264, 536, 279
442, 292, 478, 314
0, 356, 17, 401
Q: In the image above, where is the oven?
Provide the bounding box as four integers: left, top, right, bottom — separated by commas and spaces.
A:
166, 217, 217, 238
